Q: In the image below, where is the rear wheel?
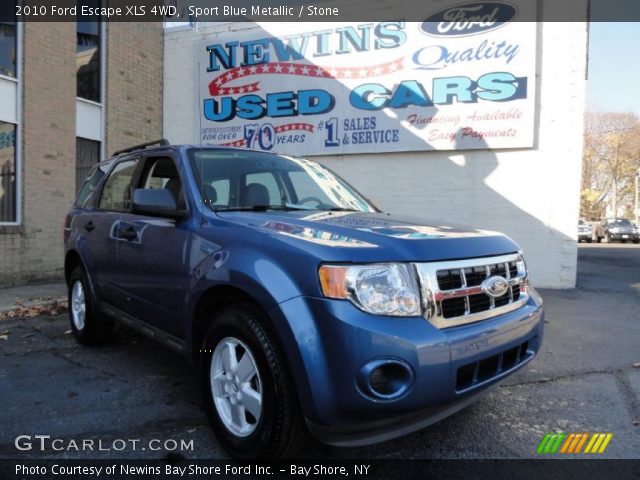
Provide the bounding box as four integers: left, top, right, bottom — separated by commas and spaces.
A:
201, 304, 307, 459
68, 266, 113, 345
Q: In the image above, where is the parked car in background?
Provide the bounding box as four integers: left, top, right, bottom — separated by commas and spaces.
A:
577, 219, 592, 243
594, 218, 640, 243
64, 141, 544, 458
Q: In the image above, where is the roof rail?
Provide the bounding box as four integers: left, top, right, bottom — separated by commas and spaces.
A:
112, 139, 170, 157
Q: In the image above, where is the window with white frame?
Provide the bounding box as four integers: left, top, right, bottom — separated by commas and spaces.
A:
77, 1, 101, 102
0, 25, 16, 79
0, 2, 18, 224
0, 121, 16, 222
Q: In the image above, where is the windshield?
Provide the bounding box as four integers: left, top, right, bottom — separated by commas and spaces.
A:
188, 149, 377, 213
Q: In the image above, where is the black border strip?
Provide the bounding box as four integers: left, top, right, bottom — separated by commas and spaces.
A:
2, 459, 640, 480
2, 0, 640, 22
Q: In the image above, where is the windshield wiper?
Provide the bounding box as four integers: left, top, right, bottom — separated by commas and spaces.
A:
214, 205, 309, 212
325, 207, 360, 212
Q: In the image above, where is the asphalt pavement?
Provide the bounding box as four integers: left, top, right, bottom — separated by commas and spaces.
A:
0, 244, 638, 459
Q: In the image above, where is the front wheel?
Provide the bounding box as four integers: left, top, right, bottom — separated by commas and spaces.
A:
68, 266, 113, 345
201, 304, 307, 458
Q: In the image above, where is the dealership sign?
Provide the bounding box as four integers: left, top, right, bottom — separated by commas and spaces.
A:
196, 7, 536, 154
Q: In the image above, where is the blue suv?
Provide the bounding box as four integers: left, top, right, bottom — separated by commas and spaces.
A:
64, 140, 544, 458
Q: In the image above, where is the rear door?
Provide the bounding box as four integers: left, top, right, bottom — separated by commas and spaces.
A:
79, 157, 139, 306
114, 153, 191, 338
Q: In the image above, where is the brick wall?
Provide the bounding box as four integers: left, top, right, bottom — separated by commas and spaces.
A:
105, 23, 164, 158
0, 23, 76, 287
0, 22, 163, 287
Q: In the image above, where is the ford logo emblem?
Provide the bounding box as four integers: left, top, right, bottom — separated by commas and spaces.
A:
482, 275, 510, 298
420, 2, 518, 37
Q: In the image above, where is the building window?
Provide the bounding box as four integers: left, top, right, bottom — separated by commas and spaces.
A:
76, 138, 101, 193
0, 4, 17, 78
77, 1, 101, 102
0, 121, 16, 223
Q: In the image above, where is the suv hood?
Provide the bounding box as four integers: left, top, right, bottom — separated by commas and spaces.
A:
216, 210, 520, 263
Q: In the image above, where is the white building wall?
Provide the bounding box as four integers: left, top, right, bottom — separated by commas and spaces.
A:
164, 20, 587, 289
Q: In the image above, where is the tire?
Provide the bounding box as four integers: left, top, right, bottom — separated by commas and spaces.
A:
68, 265, 113, 345
201, 303, 307, 459
586, 238, 592, 243
634, 239, 639, 244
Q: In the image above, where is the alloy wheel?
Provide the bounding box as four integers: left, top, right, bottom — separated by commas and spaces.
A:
71, 280, 86, 330
210, 337, 263, 437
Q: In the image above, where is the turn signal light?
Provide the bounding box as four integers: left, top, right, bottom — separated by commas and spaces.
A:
318, 265, 348, 299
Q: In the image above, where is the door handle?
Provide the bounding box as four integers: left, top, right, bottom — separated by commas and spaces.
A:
120, 227, 137, 241
84, 221, 95, 232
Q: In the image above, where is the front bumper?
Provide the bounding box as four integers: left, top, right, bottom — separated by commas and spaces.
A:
608, 233, 639, 241
271, 289, 544, 446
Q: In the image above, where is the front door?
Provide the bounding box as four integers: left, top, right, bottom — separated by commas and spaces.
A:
114, 154, 191, 339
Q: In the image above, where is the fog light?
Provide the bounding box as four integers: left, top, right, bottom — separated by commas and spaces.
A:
357, 358, 414, 401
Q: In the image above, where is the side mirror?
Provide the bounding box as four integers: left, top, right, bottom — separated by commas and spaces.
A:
132, 189, 184, 218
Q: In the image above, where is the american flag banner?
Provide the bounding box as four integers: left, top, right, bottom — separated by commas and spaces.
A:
197, 16, 536, 155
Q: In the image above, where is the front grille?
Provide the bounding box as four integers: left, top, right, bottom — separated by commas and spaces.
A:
456, 339, 531, 391
436, 269, 463, 290
415, 253, 529, 329
443, 286, 517, 318
436, 260, 520, 290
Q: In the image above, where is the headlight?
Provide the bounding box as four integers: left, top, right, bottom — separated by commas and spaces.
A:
319, 264, 421, 316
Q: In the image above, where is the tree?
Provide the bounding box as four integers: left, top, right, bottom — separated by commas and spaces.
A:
582, 111, 640, 219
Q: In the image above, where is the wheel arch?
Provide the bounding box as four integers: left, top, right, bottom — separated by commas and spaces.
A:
64, 249, 100, 303
64, 249, 83, 286
191, 284, 270, 355
189, 283, 314, 418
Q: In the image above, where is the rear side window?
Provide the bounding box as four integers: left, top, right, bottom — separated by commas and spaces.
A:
98, 159, 138, 211
74, 165, 105, 208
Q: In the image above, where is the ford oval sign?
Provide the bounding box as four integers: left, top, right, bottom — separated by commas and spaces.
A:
482, 275, 510, 298
420, 2, 518, 37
